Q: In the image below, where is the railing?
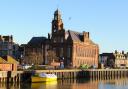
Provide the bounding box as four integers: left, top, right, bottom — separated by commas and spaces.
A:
0, 69, 128, 83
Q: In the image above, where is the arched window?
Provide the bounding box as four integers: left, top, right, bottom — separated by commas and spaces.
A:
60, 48, 63, 57
53, 38, 57, 43
67, 47, 71, 57
61, 37, 63, 43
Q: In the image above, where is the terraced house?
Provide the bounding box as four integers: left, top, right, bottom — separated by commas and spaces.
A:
100, 50, 128, 68
0, 35, 20, 60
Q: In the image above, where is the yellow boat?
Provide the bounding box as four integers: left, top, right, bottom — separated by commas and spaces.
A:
31, 73, 57, 82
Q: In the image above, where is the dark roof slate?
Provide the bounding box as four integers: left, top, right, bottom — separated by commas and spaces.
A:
67, 30, 82, 42
28, 37, 47, 47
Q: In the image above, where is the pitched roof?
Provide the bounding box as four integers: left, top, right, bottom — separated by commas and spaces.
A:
100, 53, 115, 59
28, 37, 47, 47
67, 30, 82, 42
0, 57, 7, 63
0, 56, 19, 64
6, 56, 19, 64
65, 30, 97, 46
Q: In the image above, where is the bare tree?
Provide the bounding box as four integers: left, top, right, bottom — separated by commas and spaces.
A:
24, 48, 43, 65
47, 50, 58, 64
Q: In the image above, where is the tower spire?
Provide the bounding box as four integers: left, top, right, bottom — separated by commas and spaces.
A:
52, 9, 64, 33
54, 9, 61, 20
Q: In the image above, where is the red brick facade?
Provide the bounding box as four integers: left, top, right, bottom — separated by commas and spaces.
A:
50, 9, 99, 68
72, 42, 99, 67
24, 9, 99, 68
0, 64, 17, 71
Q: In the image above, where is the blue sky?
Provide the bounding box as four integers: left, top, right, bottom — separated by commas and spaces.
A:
0, 0, 128, 53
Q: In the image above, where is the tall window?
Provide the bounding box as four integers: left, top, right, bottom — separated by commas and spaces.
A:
53, 48, 56, 53
67, 47, 70, 57
61, 37, 63, 43
60, 48, 63, 57
53, 38, 57, 43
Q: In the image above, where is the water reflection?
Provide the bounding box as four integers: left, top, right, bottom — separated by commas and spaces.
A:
31, 81, 58, 89
0, 83, 21, 89
0, 78, 128, 89
98, 78, 128, 89
58, 79, 98, 89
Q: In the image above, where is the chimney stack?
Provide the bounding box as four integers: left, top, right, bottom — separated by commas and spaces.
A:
83, 31, 89, 42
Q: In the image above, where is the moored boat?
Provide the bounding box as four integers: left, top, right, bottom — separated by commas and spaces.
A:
31, 73, 57, 82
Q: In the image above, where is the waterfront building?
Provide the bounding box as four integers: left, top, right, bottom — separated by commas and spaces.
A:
24, 37, 49, 65
18, 44, 26, 64
0, 35, 13, 56
0, 56, 19, 71
114, 51, 128, 68
0, 35, 21, 61
24, 9, 99, 68
100, 50, 128, 68
99, 53, 115, 68
50, 9, 99, 68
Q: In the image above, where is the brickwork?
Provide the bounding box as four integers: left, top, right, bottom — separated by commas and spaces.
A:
100, 51, 128, 68
51, 9, 99, 68
24, 9, 99, 68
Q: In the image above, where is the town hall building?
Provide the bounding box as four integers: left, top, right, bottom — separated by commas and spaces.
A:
24, 9, 99, 68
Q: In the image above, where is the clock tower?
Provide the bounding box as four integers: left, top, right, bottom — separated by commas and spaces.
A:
51, 9, 65, 43
52, 9, 64, 33
51, 9, 65, 58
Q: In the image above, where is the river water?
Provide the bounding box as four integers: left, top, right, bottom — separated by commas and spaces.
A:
1, 78, 128, 89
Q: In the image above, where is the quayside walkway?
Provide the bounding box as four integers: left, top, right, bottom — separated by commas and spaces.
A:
0, 69, 128, 83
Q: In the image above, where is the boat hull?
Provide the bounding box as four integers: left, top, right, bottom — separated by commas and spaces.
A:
31, 76, 57, 82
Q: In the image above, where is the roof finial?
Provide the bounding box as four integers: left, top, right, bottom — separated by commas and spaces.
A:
54, 7, 61, 15
57, 4, 59, 10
